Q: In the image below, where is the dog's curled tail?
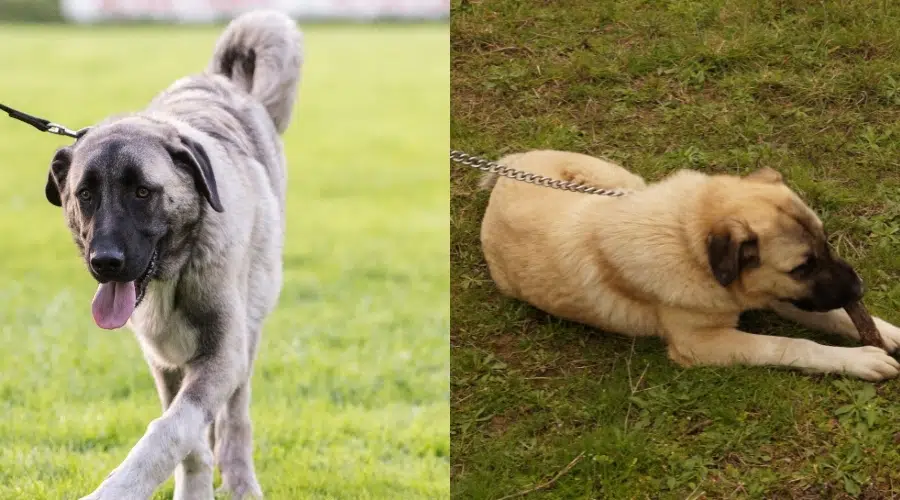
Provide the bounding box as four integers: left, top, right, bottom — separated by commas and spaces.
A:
477, 153, 524, 191
208, 10, 303, 134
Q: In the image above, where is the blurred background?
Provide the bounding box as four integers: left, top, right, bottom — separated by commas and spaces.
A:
0, 1, 448, 499
0, 0, 448, 23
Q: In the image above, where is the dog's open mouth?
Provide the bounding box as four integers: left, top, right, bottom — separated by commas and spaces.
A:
90, 248, 159, 330
134, 249, 158, 306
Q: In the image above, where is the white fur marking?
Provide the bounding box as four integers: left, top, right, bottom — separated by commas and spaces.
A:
129, 280, 199, 368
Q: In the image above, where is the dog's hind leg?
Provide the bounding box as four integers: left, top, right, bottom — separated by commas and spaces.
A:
150, 365, 215, 500
174, 447, 215, 500
213, 319, 264, 500
769, 301, 900, 353
214, 381, 262, 499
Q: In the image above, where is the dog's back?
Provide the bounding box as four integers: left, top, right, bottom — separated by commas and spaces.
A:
148, 10, 303, 208
479, 149, 647, 193
479, 150, 655, 330
133, 11, 304, 367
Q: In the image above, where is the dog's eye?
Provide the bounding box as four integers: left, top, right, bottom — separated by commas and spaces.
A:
136, 187, 150, 199
790, 256, 817, 277
77, 189, 91, 202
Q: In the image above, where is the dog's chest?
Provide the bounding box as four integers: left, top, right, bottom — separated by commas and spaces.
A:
128, 281, 199, 368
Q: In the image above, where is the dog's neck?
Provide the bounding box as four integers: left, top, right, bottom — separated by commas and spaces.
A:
576, 170, 748, 314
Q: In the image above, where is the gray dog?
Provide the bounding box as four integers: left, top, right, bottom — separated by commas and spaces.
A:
43, 10, 303, 500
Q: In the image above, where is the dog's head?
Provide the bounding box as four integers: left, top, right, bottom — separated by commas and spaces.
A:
44, 118, 223, 329
704, 167, 862, 312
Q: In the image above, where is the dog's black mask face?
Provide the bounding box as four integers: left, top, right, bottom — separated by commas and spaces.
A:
44, 121, 223, 308
787, 248, 864, 312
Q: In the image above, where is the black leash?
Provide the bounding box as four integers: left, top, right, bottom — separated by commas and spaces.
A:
0, 102, 85, 139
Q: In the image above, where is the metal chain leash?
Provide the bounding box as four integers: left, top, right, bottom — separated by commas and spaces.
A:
450, 150, 631, 197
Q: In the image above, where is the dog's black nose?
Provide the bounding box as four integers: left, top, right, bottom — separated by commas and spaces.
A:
90, 249, 125, 276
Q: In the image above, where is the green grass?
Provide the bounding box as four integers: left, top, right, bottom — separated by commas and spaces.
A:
451, 1, 900, 498
0, 23, 448, 499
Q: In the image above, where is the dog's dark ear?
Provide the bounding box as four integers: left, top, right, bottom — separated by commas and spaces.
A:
707, 219, 760, 287
745, 167, 783, 184
167, 135, 224, 213
45, 146, 73, 207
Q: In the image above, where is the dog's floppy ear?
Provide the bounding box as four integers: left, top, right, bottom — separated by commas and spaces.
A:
707, 219, 760, 287
745, 167, 783, 184
167, 135, 224, 213
45, 146, 73, 207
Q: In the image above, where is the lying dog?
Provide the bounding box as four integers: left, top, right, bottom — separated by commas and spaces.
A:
479, 149, 900, 381
43, 10, 302, 500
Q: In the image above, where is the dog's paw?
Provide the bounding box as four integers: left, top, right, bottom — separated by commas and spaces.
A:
840, 346, 900, 381
874, 318, 900, 353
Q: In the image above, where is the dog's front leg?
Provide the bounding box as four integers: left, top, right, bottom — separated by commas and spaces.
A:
660, 310, 900, 381
80, 355, 242, 500
769, 301, 900, 352
149, 365, 216, 500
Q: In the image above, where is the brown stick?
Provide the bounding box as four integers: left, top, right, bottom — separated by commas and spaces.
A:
845, 300, 885, 350
495, 452, 586, 500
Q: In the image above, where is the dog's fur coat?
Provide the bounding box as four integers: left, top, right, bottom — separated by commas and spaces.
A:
480, 150, 900, 381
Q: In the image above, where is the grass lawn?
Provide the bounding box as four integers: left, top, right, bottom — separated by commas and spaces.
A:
451, 1, 900, 498
0, 22, 448, 499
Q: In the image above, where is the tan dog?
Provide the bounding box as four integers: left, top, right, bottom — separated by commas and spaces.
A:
479, 149, 900, 381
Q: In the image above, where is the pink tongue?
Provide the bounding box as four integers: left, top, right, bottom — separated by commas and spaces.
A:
91, 281, 137, 330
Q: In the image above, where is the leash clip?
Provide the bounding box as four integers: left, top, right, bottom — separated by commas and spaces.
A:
45, 122, 80, 138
